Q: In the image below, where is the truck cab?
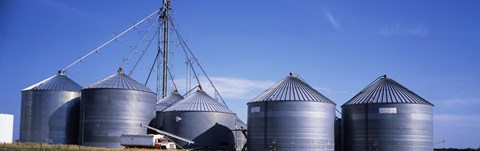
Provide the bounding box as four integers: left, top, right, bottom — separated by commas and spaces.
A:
154, 138, 176, 149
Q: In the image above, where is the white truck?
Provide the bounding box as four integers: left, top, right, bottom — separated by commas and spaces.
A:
120, 134, 176, 149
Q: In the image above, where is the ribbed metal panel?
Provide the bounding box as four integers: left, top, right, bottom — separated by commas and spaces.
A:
250, 76, 335, 104
157, 91, 184, 111
159, 90, 237, 150
342, 76, 434, 151
20, 73, 81, 144
342, 104, 433, 151
85, 73, 153, 93
235, 117, 246, 130
48, 97, 80, 144
247, 75, 336, 151
334, 117, 342, 151
235, 117, 247, 151
342, 76, 433, 106
79, 72, 156, 148
248, 102, 335, 151
163, 90, 233, 113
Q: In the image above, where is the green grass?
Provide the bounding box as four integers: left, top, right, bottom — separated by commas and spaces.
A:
0, 142, 182, 151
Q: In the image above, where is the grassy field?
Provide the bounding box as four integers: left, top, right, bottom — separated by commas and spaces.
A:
0, 142, 182, 151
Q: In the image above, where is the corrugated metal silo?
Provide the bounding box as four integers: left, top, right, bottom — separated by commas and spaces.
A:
157, 90, 184, 111
234, 117, 247, 151
154, 91, 184, 132
161, 90, 237, 150
79, 70, 156, 148
334, 117, 342, 151
20, 72, 82, 144
247, 74, 336, 151
341, 75, 434, 151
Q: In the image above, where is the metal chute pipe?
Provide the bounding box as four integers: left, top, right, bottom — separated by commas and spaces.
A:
140, 123, 195, 144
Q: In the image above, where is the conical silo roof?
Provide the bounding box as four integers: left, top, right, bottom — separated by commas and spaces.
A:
157, 91, 184, 111
248, 74, 335, 104
342, 75, 433, 106
23, 72, 82, 92
163, 90, 234, 114
84, 70, 153, 93
235, 117, 247, 130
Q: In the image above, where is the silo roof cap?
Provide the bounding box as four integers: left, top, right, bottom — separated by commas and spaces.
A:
22, 72, 82, 91
342, 75, 434, 106
163, 90, 234, 114
157, 91, 184, 111
248, 74, 335, 104
84, 72, 153, 93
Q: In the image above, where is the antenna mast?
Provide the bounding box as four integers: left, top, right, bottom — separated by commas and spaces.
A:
159, 0, 170, 98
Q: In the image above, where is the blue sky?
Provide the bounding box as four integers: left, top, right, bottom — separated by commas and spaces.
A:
1, 0, 480, 148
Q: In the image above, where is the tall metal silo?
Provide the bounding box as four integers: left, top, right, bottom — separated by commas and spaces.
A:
79, 69, 156, 148
334, 117, 342, 151
247, 73, 336, 151
341, 75, 434, 151
161, 89, 237, 150
20, 72, 82, 144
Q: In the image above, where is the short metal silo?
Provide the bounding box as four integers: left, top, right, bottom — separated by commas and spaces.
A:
79, 69, 156, 148
154, 90, 184, 131
161, 89, 237, 150
20, 71, 82, 144
341, 75, 434, 151
157, 90, 184, 111
234, 117, 247, 151
247, 73, 336, 151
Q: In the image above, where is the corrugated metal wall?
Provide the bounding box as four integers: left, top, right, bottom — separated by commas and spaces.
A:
79, 72, 156, 148
342, 104, 433, 151
247, 75, 336, 151
20, 74, 82, 144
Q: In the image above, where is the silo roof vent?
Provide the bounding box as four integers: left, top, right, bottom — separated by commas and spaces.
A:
342, 75, 434, 106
